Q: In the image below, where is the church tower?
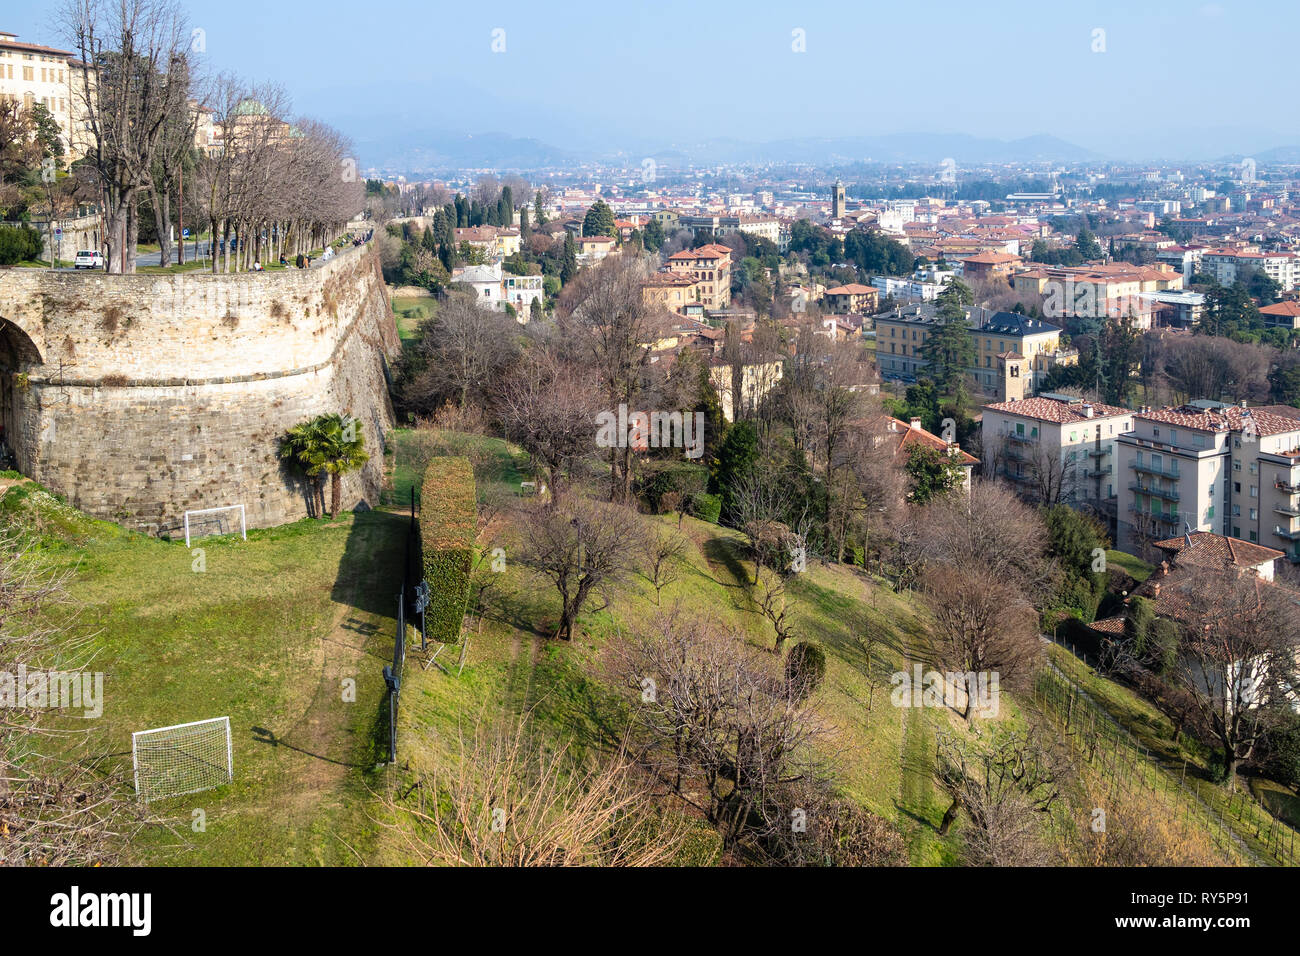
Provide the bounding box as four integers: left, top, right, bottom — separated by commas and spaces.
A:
831, 179, 845, 220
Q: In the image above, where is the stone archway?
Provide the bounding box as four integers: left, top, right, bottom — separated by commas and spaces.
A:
0, 318, 44, 472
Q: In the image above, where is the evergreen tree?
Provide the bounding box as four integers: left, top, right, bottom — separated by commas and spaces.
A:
560, 232, 577, 284
583, 200, 616, 238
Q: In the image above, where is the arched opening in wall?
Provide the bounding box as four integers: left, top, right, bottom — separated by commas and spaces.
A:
0, 318, 44, 473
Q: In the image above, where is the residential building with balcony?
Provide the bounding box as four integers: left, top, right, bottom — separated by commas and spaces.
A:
1114, 401, 1300, 560
981, 395, 1134, 526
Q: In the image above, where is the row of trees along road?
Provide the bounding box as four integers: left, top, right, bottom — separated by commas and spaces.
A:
60, 0, 362, 273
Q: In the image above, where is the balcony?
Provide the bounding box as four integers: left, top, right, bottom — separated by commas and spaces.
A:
1275, 505, 1300, 518
1087, 447, 1108, 459
1132, 461, 1180, 479
1130, 482, 1179, 501
1129, 506, 1181, 525
1276, 478, 1300, 493
1006, 433, 1036, 445
1275, 526, 1300, 542
1085, 465, 1112, 478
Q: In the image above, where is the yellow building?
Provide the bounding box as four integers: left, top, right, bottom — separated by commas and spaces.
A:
0, 32, 82, 158
874, 306, 1076, 394
642, 271, 700, 314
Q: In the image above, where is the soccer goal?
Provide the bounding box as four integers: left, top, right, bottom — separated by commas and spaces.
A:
183, 504, 247, 548
132, 717, 233, 802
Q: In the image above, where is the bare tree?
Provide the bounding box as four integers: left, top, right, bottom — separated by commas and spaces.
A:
557, 253, 670, 504
920, 562, 1041, 720
62, 0, 193, 273
402, 293, 521, 412
520, 497, 647, 641
1163, 564, 1300, 785
497, 339, 605, 500
640, 526, 686, 606
935, 726, 1069, 865
381, 716, 691, 866
753, 565, 797, 654
613, 608, 827, 848
0, 532, 139, 864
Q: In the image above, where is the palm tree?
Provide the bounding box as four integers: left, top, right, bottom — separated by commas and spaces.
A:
281, 414, 370, 517
280, 418, 330, 516
317, 414, 370, 518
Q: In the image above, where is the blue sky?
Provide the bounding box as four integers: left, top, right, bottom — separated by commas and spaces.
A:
16, 1, 1300, 162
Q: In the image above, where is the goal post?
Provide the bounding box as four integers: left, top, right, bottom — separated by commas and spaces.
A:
183, 504, 247, 547
132, 716, 233, 802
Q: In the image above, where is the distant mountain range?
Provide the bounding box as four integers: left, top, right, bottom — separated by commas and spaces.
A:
363, 127, 1300, 176
364, 130, 1101, 174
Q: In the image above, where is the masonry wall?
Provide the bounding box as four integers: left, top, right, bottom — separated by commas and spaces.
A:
0, 244, 400, 536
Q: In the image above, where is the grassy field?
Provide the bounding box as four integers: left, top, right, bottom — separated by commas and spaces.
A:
4, 481, 405, 865
7, 424, 1285, 866
392, 295, 434, 343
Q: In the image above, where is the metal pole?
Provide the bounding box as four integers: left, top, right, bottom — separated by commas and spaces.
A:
178, 163, 184, 265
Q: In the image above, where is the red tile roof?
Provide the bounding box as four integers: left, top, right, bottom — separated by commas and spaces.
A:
1152, 531, 1283, 570
983, 396, 1131, 424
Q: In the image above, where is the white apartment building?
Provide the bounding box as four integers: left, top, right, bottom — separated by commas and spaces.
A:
451, 264, 542, 320
1201, 249, 1300, 291
1114, 402, 1300, 560
981, 395, 1135, 523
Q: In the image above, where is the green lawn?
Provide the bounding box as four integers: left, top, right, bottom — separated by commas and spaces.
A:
5, 481, 406, 865
392, 295, 434, 343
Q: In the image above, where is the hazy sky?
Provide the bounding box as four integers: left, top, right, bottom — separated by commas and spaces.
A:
17, 0, 1300, 162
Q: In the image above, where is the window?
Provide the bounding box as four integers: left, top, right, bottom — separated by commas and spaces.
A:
1251, 485, 1258, 498
1250, 508, 1258, 520
1234, 525, 1241, 537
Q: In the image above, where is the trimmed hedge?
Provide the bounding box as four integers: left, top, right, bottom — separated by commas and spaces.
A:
419, 456, 477, 643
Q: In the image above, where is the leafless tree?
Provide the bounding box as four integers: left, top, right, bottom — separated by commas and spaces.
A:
612, 607, 828, 848
402, 293, 521, 412
753, 565, 797, 654
519, 497, 647, 641
1163, 564, 1300, 785
640, 526, 686, 606
0, 532, 139, 864
62, 0, 193, 273
557, 253, 669, 503
497, 339, 605, 500
935, 725, 1069, 865
381, 715, 691, 866
920, 562, 1042, 720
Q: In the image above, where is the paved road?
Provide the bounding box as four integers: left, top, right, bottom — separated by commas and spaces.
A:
135, 239, 213, 266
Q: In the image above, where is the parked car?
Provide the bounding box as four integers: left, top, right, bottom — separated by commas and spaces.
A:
74, 250, 105, 270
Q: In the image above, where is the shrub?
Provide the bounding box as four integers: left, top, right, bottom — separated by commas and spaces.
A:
0, 225, 43, 265
785, 642, 827, 699
419, 457, 477, 643
637, 460, 708, 512
689, 492, 721, 525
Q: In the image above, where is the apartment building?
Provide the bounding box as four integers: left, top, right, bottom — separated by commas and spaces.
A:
1113, 402, 1300, 560
1201, 249, 1300, 291
982, 395, 1134, 522
0, 32, 84, 158
665, 243, 732, 310
874, 305, 1075, 395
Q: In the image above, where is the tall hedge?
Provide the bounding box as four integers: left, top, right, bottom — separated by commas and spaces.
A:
419, 457, 477, 643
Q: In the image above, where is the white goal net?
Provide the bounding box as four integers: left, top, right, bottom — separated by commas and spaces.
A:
132, 717, 233, 802
183, 504, 247, 548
